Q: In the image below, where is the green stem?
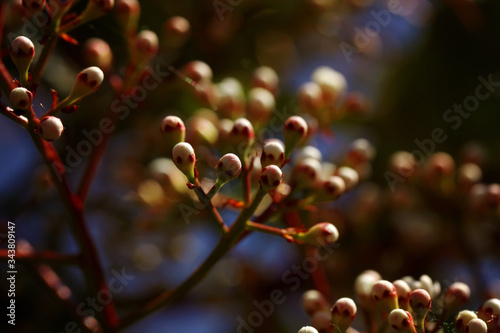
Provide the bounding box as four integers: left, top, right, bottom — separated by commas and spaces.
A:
192, 183, 228, 234
415, 318, 426, 333
206, 182, 222, 200
118, 236, 233, 329
118, 187, 268, 329
245, 221, 292, 240
242, 165, 251, 205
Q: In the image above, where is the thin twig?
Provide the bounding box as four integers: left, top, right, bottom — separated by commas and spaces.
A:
118, 187, 268, 329
0, 249, 82, 265
193, 183, 228, 234
0, 103, 28, 128
31, 34, 59, 89
28, 129, 119, 331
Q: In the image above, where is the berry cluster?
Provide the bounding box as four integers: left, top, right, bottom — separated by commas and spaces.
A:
299, 271, 500, 333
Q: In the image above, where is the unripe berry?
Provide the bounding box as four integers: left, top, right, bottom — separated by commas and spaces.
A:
388, 309, 417, 333
418, 274, 440, 298
251, 66, 279, 95
261, 140, 285, 167
231, 118, 255, 157
182, 61, 213, 83
9, 87, 33, 110
283, 116, 308, 157
409, 289, 431, 323
372, 280, 398, 313
456, 310, 478, 333
344, 91, 371, 116
38, 116, 64, 141
331, 297, 357, 333
355, 270, 381, 301
292, 157, 322, 191
247, 87, 275, 125
389, 151, 417, 179
466, 319, 488, 333
161, 115, 185, 150
217, 118, 234, 144
311, 311, 331, 333
298, 326, 319, 333
484, 183, 500, 210
217, 77, 245, 118
64, 66, 104, 106
133, 30, 159, 65
295, 146, 322, 163
312, 66, 347, 105
194, 81, 219, 109
163, 16, 190, 50
187, 116, 219, 145
457, 163, 482, 190
10, 36, 35, 84
316, 176, 346, 201
347, 138, 375, 165
393, 279, 412, 311
336, 166, 359, 191
295, 222, 339, 246
115, 0, 140, 32
216, 153, 242, 183
259, 165, 283, 192
298, 82, 323, 114
423, 152, 455, 185
83, 38, 113, 72
172, 142, 196, 183
443, 282, 471, 319
302, 290, 330, 316
477, 298, 500, 331
22, 0, 46, 13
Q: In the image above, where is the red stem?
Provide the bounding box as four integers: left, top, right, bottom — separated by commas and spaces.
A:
77, 109, 118, 202
0, 1, 15, 95
27, 264, 96, 333
0, 249, 82, 265
29, 131, 119, 331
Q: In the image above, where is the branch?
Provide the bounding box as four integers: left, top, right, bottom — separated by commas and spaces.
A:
30, 34, 59, 89
245, 221, 295, 242
0, 103, 28, 128
193, 182, 228, 234
0, 0, 16, 95
118, 187, 268, 329
27, 129, 119, 331
0, 249, 81, 265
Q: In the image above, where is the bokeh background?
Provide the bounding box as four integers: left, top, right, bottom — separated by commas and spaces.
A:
1, 0, 500, 332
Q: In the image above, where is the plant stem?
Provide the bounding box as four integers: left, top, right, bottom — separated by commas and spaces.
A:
0, 249, 82, 265
242, 164, 252, 205
0, 103, 28, 128
26, 264, 95, 333
31, 34, 59, 89
415, 318, 426, 333
118, 187, 268, 329
118, 236, 233, 329
0, 0, 16, 95
245, 221, 288, 238
76, 109, 118, 202
0, 61, 15, 95
193, 183, 228, 234
28, 130, 119, 331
